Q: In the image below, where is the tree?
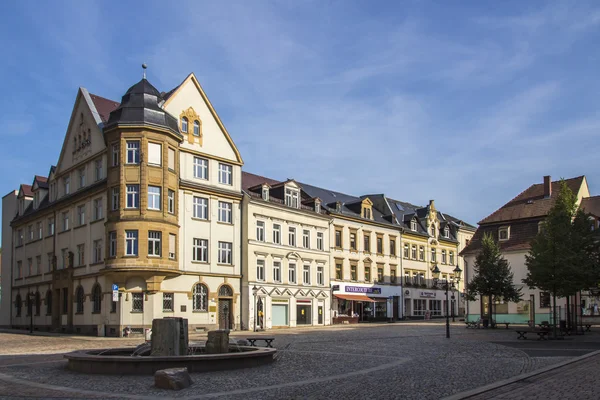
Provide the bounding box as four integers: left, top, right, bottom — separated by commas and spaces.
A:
466, 232, 522, 326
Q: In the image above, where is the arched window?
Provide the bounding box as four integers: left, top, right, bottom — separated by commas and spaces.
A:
26, 293, 32, 316
15, 294, 22, 317
46, 290, 52, 315
76, 286, 85, 314
92, 284, 102, 313
218, 285, 233, 297
193, 120, 200, 136
181, 117, 188, 133
430, 225, 436, 237
35, 292, 41, 316
192, 283, 208, 311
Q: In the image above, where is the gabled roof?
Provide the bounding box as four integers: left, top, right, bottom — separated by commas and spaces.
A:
18, 184, 33, 198
581, 196, 600, 218
479, 176, 585, 225
33, 175, 49, 190
89, 93, 120, 123
242, 171, 280, 191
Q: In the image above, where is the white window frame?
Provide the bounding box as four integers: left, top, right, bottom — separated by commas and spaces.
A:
181, 116, 188, 133
499, 226, 510, 241
126, 185, 139, 209
218, 201, 232, 223
93, 239, 102, 263
112, 144, 119, 166
77, 205, 85, 226
79, 168, 86, 188
411, 220, 417, 231
64, 175, 70, 195
303, 229, 310, 249
111, 187, 119, 210
273, 261, 281, 282
168, 190, 175, 214
317, 266, 324, 286
218, 241, 232, 264
289, 263, 297, 284
109, 231, 117, 257
193, 238, 208, 262
285, 188, 299, 208
289, 227, 296, 247
218, 163, 232, 185
193, 197, 208, 219
193, 157, 208, 180
125, 230, 138, 256
62, 211, 69, 231
93, 198, 103, 220
193, 120, 200, 136
95, 159, 103, 181
256, 221, 265, 242
148, 186, 161, 210
256, 259, 265, 281
317, 232, 323, 251
148, 231, 161, 257
273, 224, 281, 244
303, 265, 311, 285
147, 142, 162, 166
126, 141, 140, 164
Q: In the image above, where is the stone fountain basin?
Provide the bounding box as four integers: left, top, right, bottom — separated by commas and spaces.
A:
64, 345, 276, 375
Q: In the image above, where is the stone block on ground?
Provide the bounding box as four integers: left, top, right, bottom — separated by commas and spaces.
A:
205, 330, 230, 354
154, 368, 192, 390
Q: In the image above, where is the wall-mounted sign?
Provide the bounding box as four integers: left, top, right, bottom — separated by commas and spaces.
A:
345, 286, 382, 294
272, 299, 288, 303
404, 290, 410, 296
209, 306, 217, 312
420, 291, 436, 298
332, 285, 340, 291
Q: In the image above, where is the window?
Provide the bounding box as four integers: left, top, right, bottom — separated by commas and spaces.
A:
132, 292, 144, 312
126, 185, 139, 208
92, 284, 102, 313
163, 293, 174, 312
168, 148, 175, 170
112, 144, 119, 166
262, 187, 269, 201
61, 248, 68, 269
419, 246, 425, 261
28, 225, 33, 241
317, 232, 324, 251
111, 187, 119, 210
193, 120, 200, 136
79, 168, 86, 188
350, 233, 356, 250
126, 141, 140, 164
499, 227, 510, 241
16, 229, 23, 246
181, 116, 188, 133
444, 226, 449, 238
303, 265, 311, 285
77, 205, 86, 225
169, 234, 176, 259
350, 265, 357, 281
192, 283, 208, 311
365, 267, 371, 282
109, 231, 117, 257
364, 234, 371, 253
449, 251, 454, 265
37, 222, 42, 239
64, 175, 70, 195
148, 142, 162, 166
256, 221, 265, 241
285, 188, 299, 208
442, 250, 447, 264
47, 252, 53, 272
289, 263, 297, 283
35, 255, 41, 274
411, 219, 417, 231
218, 241, 232, 264
125, 230, 138, 256
288, 227, 296, 246
193, 157, 208, 180
315, 201, 321, 213
15, 294, 22, 316
363, 207, 371, 219
377, 237, 383, 254
256, 259, 265, 281
148, 186, 161, 210
540, 292, 551, 308
16, 261, 22, 278
193, 197, 208, 219
411, 245, 417, 259
273, 224, 281, 244
431, 248, 436, 262
62, 287, 69, 313
75, 286, 84, 313
168, 190, 175, 214
218, 201, 232, 223
390, 239, 396, 256
62, 211, 70, 231
48, 218, 54, 236
317, 266, 324, 286
377, 267, 384, 282
148, 231, 161, 256
218, 163, 232, 185
95, 159, 103, 181
45, 290, 52, 315
335, 229, 342, 248
77, 244, 85, 266
303, 230, 310, 248
403, 244, 409, 258
27, 258, 32, 275
273, 261, 281, 282
92, 198, 102, 220
335, 263, 342, 280
391, 268, 397, 283
193, 238, 208, 262
93, 239, 102, 263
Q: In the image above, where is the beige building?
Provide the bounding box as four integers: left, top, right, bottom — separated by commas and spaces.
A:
241, 173, 332, 330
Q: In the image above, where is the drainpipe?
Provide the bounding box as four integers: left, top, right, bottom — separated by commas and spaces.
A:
239, 193, 245, 331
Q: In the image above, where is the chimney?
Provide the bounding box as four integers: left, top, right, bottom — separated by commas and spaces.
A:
543, 176, 551, 198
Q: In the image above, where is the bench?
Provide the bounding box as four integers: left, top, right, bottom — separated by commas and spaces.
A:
499, 322, 510, 329
246, 337, 275, 348
465, 320, 479, 329
515, 329, 550, 340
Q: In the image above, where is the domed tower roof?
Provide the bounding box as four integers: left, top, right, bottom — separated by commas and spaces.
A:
104, 78, 180, 136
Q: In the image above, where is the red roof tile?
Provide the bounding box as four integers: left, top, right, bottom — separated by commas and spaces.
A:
89, 93, 120, 123
242, 171, 281, 191
19, 184, 33, 197
478, 176, 585, 225
581, 196, 600, 218
34, 175, 48, 184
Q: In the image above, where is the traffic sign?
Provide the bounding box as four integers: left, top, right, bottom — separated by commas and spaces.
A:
112, 284, 118, 291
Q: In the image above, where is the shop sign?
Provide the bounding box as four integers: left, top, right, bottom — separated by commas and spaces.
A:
272, 299, 288, 303
332, 285, 340, 291
297, 299, 311, 304
345, 286, 382, 294
420, 291, 436, 298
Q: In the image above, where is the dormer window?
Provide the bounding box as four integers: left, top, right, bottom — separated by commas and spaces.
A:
411, 220, 417, 231
285, 187, 299, 208
315, 200, 321, 213
181, 117, 188, 133
336, 202, 342, 213
363, 208, 371, 219
498, 226, 510, 241
63, 175, 70, 195
262, 186, 269, 201
430, 224, 435, 237
444, 226, 449, 238
193, 120, 200, 136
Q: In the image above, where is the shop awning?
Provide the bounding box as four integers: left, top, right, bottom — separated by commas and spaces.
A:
334, 294, 387, 302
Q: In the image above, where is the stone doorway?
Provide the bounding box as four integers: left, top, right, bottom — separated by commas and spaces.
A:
218, 285, 234, 330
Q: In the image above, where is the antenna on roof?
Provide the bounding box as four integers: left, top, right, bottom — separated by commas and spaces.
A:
142, 63, 147, 79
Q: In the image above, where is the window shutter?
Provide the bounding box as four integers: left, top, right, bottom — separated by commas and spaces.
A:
148, 143, 162, 166
168, 148, 175, 170
169, 234, 176, 259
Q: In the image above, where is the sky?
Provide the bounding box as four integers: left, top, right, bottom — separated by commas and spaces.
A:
1, 0, 599, 226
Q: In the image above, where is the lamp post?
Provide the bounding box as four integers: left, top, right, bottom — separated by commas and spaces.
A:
432, 264, 462, 339
28, 293, 35, 334
252, 286, 258, 332
452, 265, 462, 323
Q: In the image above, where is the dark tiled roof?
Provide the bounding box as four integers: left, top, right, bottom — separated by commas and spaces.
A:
581, 196, 600, 218
461, 219, 541, 255
242, 171, 281, 191
479, 176, 585, 225
161, 85, 180, 102
33, 175, 48, 189
89, 93, 120, 123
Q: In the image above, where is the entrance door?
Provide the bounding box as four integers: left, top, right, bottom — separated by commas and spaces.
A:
318, 305, 323, 324
393, 296, 399, 320
272, 304, 288, 326
218, 299, 232, 330
297, 305, 311, 325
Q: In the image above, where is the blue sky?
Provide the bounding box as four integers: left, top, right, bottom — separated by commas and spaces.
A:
1, 0, 599, 225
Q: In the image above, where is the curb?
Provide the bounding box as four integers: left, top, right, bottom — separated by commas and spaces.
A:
442, 349, 600, 400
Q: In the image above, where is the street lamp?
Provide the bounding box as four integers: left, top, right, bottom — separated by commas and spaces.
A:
432, 264, 462, 339
28, 292, 35, 334
452, 265, 462, 322
252, 286, 259, 332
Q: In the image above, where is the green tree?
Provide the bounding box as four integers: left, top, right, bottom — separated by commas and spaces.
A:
466, 232, 522, 326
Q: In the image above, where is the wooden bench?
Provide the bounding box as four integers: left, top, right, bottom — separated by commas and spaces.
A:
246, 337, 275, 348
515, 329, 550, 340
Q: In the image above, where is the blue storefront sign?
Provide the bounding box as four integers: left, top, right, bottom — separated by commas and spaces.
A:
345, 286, 382, 294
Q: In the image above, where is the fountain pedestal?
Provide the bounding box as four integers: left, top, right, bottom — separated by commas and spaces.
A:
205, 330, 230, 354
151, 318, 189, 356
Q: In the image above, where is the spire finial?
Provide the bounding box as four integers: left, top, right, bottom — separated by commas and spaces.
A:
142, 63, 147, 79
